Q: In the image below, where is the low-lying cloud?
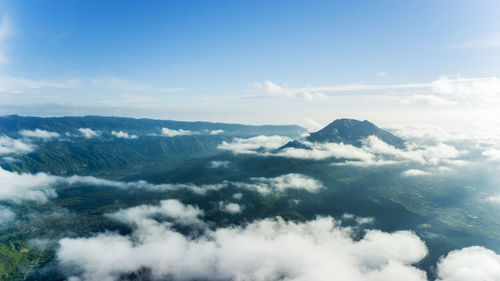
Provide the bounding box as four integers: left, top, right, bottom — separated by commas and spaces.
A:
78, 128, 99, 138
218, 201, 242, 214
0, 136, 33, 155
0, 167, 323, 204
220, 135, 466, 167
161, 128, 196, 137
233, 173, 324, 194
57, 208, 429, 281
19, 129, 60, 139
111, 130, 138, 139
218, 135, 290, 154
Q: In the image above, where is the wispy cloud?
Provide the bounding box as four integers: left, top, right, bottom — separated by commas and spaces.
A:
0, 76, 79, 93
249, 80, 431, 101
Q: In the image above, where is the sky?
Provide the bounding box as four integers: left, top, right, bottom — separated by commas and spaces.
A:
1, 0, 500, 130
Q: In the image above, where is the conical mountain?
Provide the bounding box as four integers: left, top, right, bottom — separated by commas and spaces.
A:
306, 118, 405, 148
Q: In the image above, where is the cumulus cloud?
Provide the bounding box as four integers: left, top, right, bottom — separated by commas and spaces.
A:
218, 135, 290, 154
108, 199, 204, 227
218, 202, 242, 214
111, 130, 138, 139
401, 169, 432, 177
161, 128, 195, 137
57, 215, 429, 281
436, 246, 500, 281
78, 128, 99, 138
19, 129, 60, 139
0, 136, 33, 155
233, 173, 324, 194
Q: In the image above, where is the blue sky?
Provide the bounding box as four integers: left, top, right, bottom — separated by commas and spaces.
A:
1, 0, 500, 129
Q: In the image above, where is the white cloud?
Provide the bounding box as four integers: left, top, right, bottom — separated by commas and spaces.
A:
161, 128, 195, 137
209, 160, 230, 168
0, 168, 225, 203
78, 128, 99, 139
274, 136, 464, 166
108, 199, 204, 227
232, 193, 243, 200
303, 117, 325, 132
218, 135, 290, 154
233, 173, 324, 194
388, 125, 474, 143
0, 167, 58, 203
0, 205, 15, 225
250, 81, 329, 101
210, 129, 224, 135
401, 169, 432, 177
431, 76, 500, 104
250, 80, 431, 97
482, 149, 500, 161
57, 215, 429, 281
0, 136, 33, 155
436, 246, 500, 281
356, 217, 375, 225
277, 141, 374, 161
19, 129, 60, 139
111, 130, 138, 139
250, 76, 500, 106
218, 202, 242, 214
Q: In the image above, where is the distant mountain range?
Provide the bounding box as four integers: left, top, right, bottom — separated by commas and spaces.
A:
0, 115, 305, 138
0, 116, 405, 175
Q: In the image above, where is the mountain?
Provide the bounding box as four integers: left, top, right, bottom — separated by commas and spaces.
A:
307, 118, 405, 147
279, 118, 405, 150
0, 115, 306, 175
0, 115, 305, 138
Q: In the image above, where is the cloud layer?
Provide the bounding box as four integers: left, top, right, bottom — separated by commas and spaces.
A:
57, 204, 429, 281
